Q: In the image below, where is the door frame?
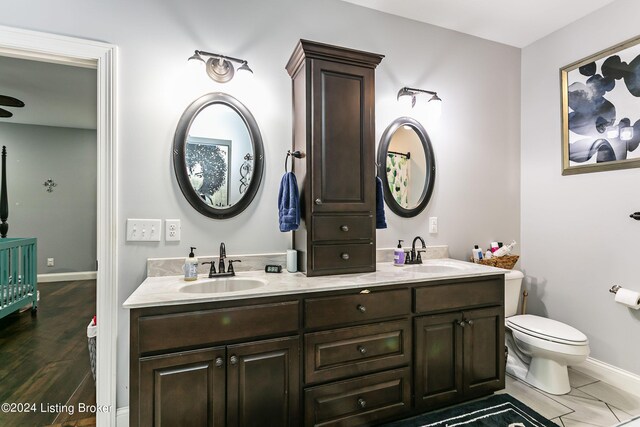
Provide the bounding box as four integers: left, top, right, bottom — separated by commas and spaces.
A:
0, 25, 118, 425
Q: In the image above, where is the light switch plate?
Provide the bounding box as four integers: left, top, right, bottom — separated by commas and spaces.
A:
165, 219, 181, 241
126, 219, 162, 241
429, 217, 438, 234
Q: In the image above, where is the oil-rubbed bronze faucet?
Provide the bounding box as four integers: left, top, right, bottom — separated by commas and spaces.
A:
218, 242, 226, 273
405, 236, 426, 264
201, 243, 242, 278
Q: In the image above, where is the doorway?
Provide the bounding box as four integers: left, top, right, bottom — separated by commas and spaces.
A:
0, 53, 98, 426
0, 25, 117, 426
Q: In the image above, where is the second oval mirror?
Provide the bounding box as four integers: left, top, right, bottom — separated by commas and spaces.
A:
377, 117, 435, 217
173, 93, 264, 219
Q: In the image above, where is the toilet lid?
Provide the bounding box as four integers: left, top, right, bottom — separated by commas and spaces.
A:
506, 314, 588, 345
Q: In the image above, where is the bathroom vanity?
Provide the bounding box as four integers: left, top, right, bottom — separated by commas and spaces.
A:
125, 260, 505, 426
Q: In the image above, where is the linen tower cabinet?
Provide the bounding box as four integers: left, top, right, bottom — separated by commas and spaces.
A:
286, 40, 384, 276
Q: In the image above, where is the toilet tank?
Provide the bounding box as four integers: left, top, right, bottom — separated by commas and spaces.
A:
504, 270, 524, 317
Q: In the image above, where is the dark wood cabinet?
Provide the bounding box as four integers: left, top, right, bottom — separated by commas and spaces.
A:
130, 274, 505, 427
414, 312, 463, 410
139, 347, 226, 427
286, 40, 383, 276
304, 368, 411, 427
226, 337, 300, 427
414, 288, 505, 411
136, 337, 299, 427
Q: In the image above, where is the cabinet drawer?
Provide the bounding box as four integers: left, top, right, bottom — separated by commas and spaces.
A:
304, 320, 410, 384
312, 215, 373, 242
304, 368, 411, 427
138, 301, 299, 354
311, 243, 374, 273
414, 279, 502, 314
305, 289, 410, 329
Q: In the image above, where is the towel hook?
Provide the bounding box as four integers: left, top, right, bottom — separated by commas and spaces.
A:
285, 150, 305, 173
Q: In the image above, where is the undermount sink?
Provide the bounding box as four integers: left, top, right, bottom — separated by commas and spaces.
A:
180, 278, 267, 294
405, 260, 473, 274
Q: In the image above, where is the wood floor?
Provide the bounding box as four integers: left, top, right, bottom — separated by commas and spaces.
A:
0, 280, 97, 427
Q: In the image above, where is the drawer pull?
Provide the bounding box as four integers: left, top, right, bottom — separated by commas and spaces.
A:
215, 357, 224, 368
357, 398, 367, 409
341, 253, 350, 260
357, 304, 366, 313
357, 345, 367, 355
340, 225, 349, 232
229, 355, 238, 365
315, 198, 322, 205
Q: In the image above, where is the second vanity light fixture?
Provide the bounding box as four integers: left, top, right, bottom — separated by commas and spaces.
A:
188, 50, 253, 83
397, 86, 442, 108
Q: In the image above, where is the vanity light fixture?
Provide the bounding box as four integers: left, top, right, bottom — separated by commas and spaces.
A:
397, 86, 442, 108
188, 50, 253, 83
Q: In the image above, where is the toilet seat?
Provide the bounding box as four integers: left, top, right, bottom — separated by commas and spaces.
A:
506, 314, 588, 346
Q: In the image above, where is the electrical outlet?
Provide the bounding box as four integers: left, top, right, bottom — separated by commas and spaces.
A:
165, 219, 181, 241
126, 219, 162, 241
429, 217, 438, 234
47, 258, 54, 267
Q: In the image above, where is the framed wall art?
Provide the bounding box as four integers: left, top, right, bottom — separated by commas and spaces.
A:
561, 35, 640, 175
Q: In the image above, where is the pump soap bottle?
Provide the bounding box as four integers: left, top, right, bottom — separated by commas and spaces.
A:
184, 247, 198, 281
394, 240, 406, 266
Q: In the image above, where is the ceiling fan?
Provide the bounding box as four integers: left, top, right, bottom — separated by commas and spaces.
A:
0, 95, 25, 118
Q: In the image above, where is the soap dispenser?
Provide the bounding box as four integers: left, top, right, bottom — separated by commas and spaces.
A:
184, 247, 198, 281
394, 240, 406, 266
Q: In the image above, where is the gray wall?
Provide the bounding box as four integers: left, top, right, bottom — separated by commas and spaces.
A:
0, 122, 97, 273
0, 0, 521, 407
522, 0, 640, 376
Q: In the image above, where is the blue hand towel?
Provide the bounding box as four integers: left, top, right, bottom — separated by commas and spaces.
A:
278, 172, 300, 232
376, 176, 387, 229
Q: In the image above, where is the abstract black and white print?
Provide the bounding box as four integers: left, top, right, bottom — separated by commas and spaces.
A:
565, 39, 640, 170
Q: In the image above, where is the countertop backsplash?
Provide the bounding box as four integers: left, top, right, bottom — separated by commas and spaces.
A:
146, 245, 450, 277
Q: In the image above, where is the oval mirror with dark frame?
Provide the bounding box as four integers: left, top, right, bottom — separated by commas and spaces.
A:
377, 117, 435, 218
173, 92, 264, 219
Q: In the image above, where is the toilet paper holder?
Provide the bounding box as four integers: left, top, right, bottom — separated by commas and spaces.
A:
609, 284, 622, 294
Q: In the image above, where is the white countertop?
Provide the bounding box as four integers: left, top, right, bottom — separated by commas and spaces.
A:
123, 258, 507, 309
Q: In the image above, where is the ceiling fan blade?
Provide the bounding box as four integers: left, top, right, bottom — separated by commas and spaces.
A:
0, 95, 25, 108
0, 108, 13, 118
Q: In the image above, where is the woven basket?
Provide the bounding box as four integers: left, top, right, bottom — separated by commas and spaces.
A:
476, 255, 519, 269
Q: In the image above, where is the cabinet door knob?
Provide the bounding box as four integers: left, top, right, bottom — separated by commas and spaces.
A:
357, 398, 367, 409
315, 198, 322, 205
229, 355, 238, 365
467, 319, 474, 326
357, 345, 367, 354
341, 253, 350, 260
357, 304, 366, 313
457, 320, 466, 327
340, 225, 349, 232
215, 357, 224, 368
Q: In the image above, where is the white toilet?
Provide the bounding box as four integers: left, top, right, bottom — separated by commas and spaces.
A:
504, 270, 590, 395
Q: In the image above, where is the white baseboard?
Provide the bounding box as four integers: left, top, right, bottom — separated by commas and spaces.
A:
574, 357, 640, 397
37, 271, 97, 283
116, 407, 129, 427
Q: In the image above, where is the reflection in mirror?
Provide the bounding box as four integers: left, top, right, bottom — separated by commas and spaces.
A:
378, 117, 435, 218
173, 93, 263, 219
186, 103, 253, 208
386, 126, 427, 209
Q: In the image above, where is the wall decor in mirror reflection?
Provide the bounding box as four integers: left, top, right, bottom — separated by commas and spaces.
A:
377, 117, 435, 218
173, 93, 264, 219
561, 35, 640, 175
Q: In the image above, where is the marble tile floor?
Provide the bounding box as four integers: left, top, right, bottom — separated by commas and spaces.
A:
497, 368, 640, 426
